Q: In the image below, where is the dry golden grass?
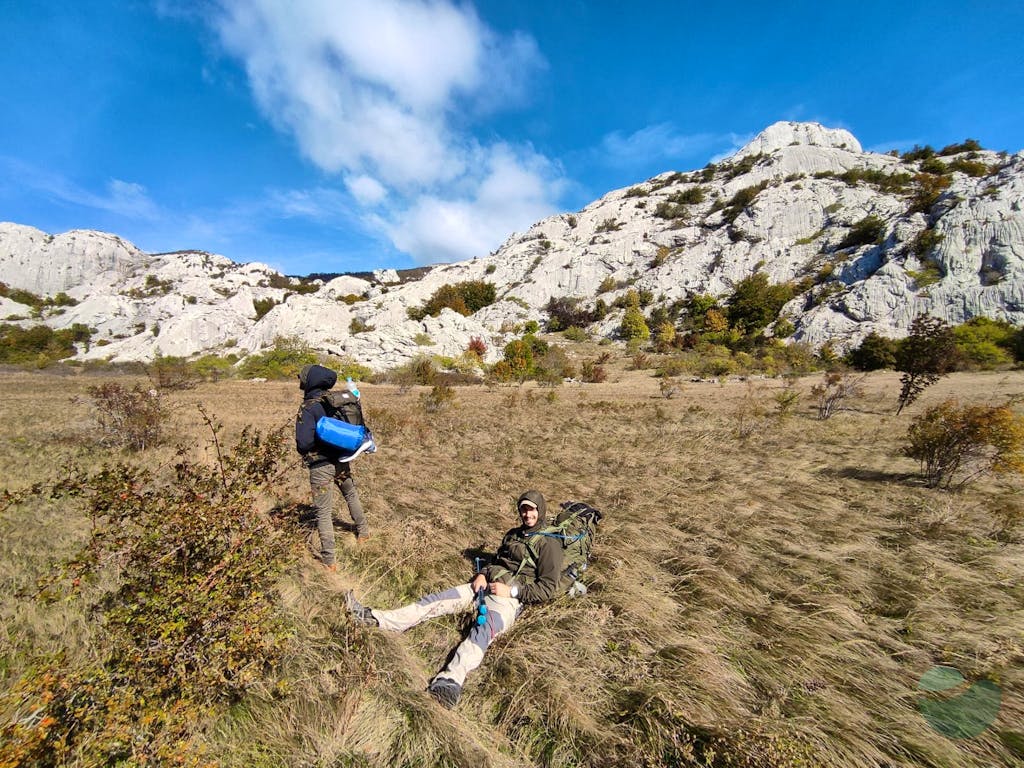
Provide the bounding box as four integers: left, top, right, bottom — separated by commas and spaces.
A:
1, 363, 1023, 767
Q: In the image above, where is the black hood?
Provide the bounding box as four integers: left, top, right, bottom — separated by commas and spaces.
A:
298, 364, 337, 394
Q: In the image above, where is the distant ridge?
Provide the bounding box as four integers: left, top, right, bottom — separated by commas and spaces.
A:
2, 121, 1022, 369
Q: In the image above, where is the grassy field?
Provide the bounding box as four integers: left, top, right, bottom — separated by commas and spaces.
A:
1, 361, 1022, 767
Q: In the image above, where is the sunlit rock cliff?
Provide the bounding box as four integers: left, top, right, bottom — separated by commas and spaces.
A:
2, 121, 1022, 369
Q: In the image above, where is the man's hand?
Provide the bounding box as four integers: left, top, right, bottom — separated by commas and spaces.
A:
488, 581, 512, 597
470, 573, 487, 592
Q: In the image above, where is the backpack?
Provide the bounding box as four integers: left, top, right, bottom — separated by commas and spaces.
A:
304, 389, 376, 461
321, 390, 364, 426
526, 501, 603, 596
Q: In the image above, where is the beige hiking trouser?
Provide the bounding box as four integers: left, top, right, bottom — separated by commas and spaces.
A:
372, 583, 522, 686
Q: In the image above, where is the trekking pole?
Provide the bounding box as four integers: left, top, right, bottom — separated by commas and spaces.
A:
474, 557, 488, 626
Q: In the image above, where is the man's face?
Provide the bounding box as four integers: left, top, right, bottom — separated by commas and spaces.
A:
519, 503, 539, 527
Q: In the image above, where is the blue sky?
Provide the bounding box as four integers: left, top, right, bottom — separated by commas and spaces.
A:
2, 1, 1022, 276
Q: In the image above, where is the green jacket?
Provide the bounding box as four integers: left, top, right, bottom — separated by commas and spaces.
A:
486, 523, 564, 604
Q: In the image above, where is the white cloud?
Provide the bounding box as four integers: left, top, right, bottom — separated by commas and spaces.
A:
388, 144, 562, 263
345, 175, 387, 206
210, 0, 560, 264
0, 158, 161, 220
600, 124, 721, 167
263, 187, 350, 221
103, 180, 161, 220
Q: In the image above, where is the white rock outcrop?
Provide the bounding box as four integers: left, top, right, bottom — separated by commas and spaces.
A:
1, 121, 1022, 368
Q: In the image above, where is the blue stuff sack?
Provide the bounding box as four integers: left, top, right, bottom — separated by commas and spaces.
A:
315, 416, 374, 459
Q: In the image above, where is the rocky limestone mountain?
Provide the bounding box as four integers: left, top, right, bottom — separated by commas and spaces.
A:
2, 121, 1022, 370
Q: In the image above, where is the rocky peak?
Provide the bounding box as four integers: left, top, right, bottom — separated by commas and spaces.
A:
734, 121, 862, 159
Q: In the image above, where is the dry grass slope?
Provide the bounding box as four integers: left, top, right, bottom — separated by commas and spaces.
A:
1, 364, 1022, 767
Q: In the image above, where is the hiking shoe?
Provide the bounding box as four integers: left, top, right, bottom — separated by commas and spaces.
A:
344, 590, 378, 627
356, 534, 371, 544
427, 677, 462, 709
325, 563, 337, 573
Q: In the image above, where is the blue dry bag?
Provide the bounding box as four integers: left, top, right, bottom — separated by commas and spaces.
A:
315, 416, 376, 461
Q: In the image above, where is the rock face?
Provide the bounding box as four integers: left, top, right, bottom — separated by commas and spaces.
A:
2, 121, 1022, 369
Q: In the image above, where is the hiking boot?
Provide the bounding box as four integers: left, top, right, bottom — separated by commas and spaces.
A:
344, 590, 378, 627
325, 563, 337, 573
426, 677, 462, 709
356, 533, 371, 544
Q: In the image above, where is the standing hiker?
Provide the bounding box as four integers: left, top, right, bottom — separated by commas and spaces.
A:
345, 490, 563, 708
296, 364, 370, 570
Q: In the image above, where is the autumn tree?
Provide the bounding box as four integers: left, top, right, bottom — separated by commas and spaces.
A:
895, 315, 958, 415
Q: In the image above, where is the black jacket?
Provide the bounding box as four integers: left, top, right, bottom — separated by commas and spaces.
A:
295, 364, 338, 464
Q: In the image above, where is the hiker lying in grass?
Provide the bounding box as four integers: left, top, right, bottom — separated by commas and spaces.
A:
346, 489, 562, 709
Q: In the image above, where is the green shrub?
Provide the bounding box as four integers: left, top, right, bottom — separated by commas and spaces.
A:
349, 317, 374, 334
696, 345, 736, 377
0, 322, 91, 365
253, 297, 277, 320
908, 260, 944, 288
911, 227, 944, 256
947, 157, 993, 177
596, 218, 621, 233
919, 156, 949, 175
563, 325, 590, 342
147, 353, 197, 390
408, 281, 496, 320
836, 168, 912, 193
847, 332, 898, 371
189, 354, 236, 381
237, 336, 317, 380
725, 273, 794, 334
0, 282, 45, 307
772, 317, 795, 339
722, 181, 768, 223
902, 144, 936, 162
502, 339, 534, 379
667, 186, 706, 205
908, 172, 951, 214
836, 215, 885, 250
619, 304, 650, 343
653, 201, 689, 220
580, 358, 607, 383
938, 139, 982, 156
953, 317, 1016, 369
414, 332, 433, 346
